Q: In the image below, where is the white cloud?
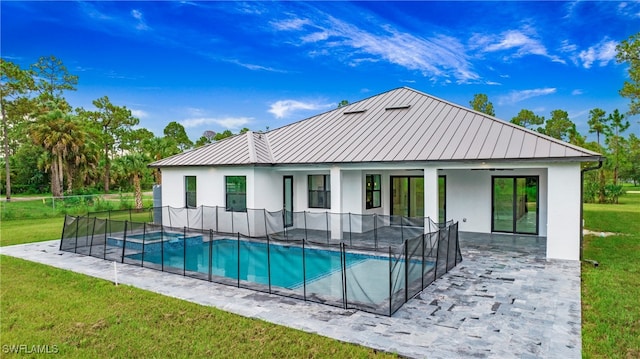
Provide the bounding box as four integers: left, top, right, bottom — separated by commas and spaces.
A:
131, 109, 148, 118
271, 18, 310, 31
577, 39, 618, 69
272, 13, 479, 83
180, 117, 252, 129
268, 100, 332, 119
472, 28, 565, 64
131, 9, 149, 31
485, 81, 502, 86
498, 88, 557, 105
571, 89, 583, 96
225, 59, 287, 73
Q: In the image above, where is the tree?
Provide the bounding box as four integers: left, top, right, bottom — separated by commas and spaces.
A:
195, 130, 216, 147
586, 108, 610, 203
115, 153, 150, 209
469, 93, 495, 116
337, 100, 349, 108
606, 109, 630, 185
540, 109, 575, 141
214, 130, 233, 141
1, 59, 35, 201
587, 108, 609, 147
82, 96, 139, 193
621, 133, 640, 185
142, 136, 180, 184
31, 55, 78, 102
163, 121, 193, 151
616, 32, 640, 115
510, 109, 544, 130
29, 102, 84, 197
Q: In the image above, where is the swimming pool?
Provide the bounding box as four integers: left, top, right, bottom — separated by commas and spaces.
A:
60, 214, 460, 316
126, 238, 416, 305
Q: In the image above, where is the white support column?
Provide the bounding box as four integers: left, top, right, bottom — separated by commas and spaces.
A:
424, 167, 439, 232
547, 163, 581, 260
330, 166, 343, 239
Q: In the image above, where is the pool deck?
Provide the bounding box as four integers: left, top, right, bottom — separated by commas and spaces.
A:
0, 232, 581, 358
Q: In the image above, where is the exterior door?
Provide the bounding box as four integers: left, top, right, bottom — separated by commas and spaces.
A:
283, 176, 293, 227
391, 176, 424, 218
492, 176, 538, 234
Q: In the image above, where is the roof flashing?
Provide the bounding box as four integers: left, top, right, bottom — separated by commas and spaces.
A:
343, 109, 367, 115
385, 105, 411, 110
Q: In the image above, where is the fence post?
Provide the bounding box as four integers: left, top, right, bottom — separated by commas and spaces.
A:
341, 242, 347, 309
183, 227, 187, 276
59, 215, 68, 251
141, 223, 147, 267
246, 210, 251, 237
302, 239, 307, 301
374, 214, 378, 251
435, 231, 441, 277
348, 213, 352, 246
404, 239, 409, 303
325, 212, 329, 244
236, 232, 240, 288
121, 221, 128, 263
161, 228, 165, 272
208, 229, 213, 282
103, 219, 108, 260
263, 209, 268, 237
231, 209, 234, 235
89, 217, 97, 257
421, 234, 426, 290
388, 246, 393, 316
73, 216, 82, 253
303, 211, 308, 241
267, 233, 272, 294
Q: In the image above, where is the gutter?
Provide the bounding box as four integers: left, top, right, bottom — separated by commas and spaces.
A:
580, 159, 604, 263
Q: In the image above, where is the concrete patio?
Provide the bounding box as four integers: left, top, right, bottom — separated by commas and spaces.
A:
0, 232, 581, 358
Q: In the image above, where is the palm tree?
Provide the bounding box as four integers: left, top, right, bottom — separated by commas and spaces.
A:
143, 137, 180, 184
117, 153, 150, 209
29, 102, 84, 197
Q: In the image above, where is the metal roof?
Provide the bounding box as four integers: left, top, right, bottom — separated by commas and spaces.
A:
150, 87, 601, 167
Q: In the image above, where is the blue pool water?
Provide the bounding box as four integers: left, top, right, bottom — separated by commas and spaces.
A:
129, 239, 376, 289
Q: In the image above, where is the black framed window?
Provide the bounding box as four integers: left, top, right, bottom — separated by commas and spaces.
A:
226, 176, 247, 212
365, 174, 381, 209
308, 175, 330, 209
185, 176, 197, 208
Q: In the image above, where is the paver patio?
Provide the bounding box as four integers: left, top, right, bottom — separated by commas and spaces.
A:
0, 232, 581, 358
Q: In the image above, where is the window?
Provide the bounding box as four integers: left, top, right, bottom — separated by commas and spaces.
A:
185, 176, 197, 208
308, 175, 330, 209
365, 174, 381, 209
226, 176, 247, 212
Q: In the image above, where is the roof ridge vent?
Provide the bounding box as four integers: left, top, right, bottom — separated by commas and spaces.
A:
343, 109, 367, 115
385, 105, 411, 110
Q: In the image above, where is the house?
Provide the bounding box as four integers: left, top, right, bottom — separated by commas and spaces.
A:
150, 87, 602, 261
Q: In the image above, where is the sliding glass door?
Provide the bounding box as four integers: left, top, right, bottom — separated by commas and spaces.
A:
492, 176, 538, 234
391, 176, 424, 218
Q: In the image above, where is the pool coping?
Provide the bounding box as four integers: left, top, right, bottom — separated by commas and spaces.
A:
0, 237, 581, 358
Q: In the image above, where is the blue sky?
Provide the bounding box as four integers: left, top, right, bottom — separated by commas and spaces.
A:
2, 1, 639, 141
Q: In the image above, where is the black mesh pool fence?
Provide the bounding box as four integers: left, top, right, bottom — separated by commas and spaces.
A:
66, 210, 462, 316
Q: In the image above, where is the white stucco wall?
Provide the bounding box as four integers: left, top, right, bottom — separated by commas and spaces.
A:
546, 163, 581, 260
159, 161, 582, 260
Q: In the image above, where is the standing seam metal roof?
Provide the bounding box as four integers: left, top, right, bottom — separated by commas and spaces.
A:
150, 87, 601, 167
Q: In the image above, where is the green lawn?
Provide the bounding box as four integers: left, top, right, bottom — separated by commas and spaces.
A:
0, 256, 389, 358
582, 193, 640, 358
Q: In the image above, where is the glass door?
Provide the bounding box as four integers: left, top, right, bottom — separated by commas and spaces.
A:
283, 176, 293, 227
391, 176, 424, 218
492, 176, 538, 234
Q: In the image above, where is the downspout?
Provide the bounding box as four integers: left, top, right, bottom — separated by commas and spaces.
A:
580, 158, 603, 262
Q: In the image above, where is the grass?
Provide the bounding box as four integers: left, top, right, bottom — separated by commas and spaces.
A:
582, 193, 640, 358
1, 217, 64, 246
0, 256, 390, 358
